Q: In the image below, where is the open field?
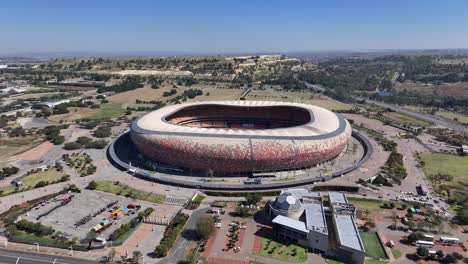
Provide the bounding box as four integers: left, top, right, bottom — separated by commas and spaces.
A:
10, 92, 64, 100
0, 168, 66, 196
257, 237, 307, 263
246, 89, 352, 111
383, 111, 432, 126
436, 111, 468, 124
94, 180, 164, 204
359, 232, 386, 259
108, 84, 243, 108
395, 81, 468, 98
347, 197, 385, 211
0, 136, 44, 167
48, 102, 125, 122
419, 153, 468, 187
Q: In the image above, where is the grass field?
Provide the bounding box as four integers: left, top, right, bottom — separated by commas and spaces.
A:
0, 168, 66, 196
0, 136, 44, 167
383, 112, 432, 126
419, 153, 468, 187
347, 197, 385, 211
257, 237, 307, 263
359, 232, 387, 259
94, 180, 164, 204
436, 111, 468, 124
48, 102, 125, 122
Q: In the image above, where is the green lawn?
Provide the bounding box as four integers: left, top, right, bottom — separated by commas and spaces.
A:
86, 102, 126, 120
383, 112, 432, 126
391, 248, 402, 259
257, 237, 307, 263
193, 194, 206, 203
359, 232, 387, 259
0, 168, 66, 196
326, 259, 344, 264
347, 197, 384, 211
94, 180, 164, 204
365, 260, 388, 264
419, 153, 468, 187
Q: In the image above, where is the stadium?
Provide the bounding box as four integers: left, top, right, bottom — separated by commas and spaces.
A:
130, 101, 352, 174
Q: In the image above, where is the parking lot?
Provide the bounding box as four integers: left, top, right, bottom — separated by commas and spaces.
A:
19, 189, 181, 241
201, 205, 262, 264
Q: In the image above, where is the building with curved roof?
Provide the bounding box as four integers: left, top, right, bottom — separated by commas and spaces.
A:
130, 101, 352, 173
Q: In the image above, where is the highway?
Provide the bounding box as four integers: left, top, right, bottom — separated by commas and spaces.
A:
302, 80, 467, 134
359, 97, 468, 134
0, 248, 98, 264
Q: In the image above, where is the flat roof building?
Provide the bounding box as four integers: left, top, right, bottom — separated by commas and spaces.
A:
268, 189, 365, 264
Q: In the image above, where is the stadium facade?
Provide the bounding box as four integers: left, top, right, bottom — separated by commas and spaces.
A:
130, 101, 352, 173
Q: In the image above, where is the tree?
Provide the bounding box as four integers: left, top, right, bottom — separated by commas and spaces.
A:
131, 250, 142, 264
245, 193, 262, 205
86, 230, 97, 249
87, 181, 98, 190
417, 247, 429, 257
196, 215, 215, 240
236, 206, 249, 217
436, 250, 444, 259
407, 231, 425, 243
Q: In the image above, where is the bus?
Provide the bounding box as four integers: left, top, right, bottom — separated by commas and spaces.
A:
439, 237, 461, 245
415, 240, 435, 248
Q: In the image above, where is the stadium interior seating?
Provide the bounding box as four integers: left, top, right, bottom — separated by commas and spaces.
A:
165, 105, 311, 129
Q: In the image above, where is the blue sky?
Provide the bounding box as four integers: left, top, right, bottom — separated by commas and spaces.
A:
1, 0, 468, 54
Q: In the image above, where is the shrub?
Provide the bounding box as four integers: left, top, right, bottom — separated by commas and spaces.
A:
63, 142, 81, 150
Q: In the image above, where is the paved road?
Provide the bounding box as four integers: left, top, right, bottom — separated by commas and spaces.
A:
0, 248, 98, 264
358, 97, 468, 134
159, 208, 208, 264
302, 80, 468, 134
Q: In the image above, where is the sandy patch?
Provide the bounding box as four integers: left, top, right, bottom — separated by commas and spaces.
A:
15, 141, 53, 161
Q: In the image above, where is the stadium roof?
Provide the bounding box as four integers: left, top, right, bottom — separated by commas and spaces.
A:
272, 215, 309, 234
133, 101, 347, 140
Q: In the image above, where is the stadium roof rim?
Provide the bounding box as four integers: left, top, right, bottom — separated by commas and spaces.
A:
132, 101, 349, 140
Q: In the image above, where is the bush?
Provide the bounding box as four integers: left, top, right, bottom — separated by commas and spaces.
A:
93, 126, 112, 138
87, 181, 97, 190
35, 181, 48, 188
154, 213, 188, 257
63, 142, 81, 150
52, 136, 65, 145
15, 220, 54, 236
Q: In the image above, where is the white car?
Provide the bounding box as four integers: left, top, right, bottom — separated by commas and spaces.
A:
215, 223, 222, 228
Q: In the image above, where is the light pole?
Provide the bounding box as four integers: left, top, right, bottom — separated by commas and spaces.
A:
34, 242, 39, 252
